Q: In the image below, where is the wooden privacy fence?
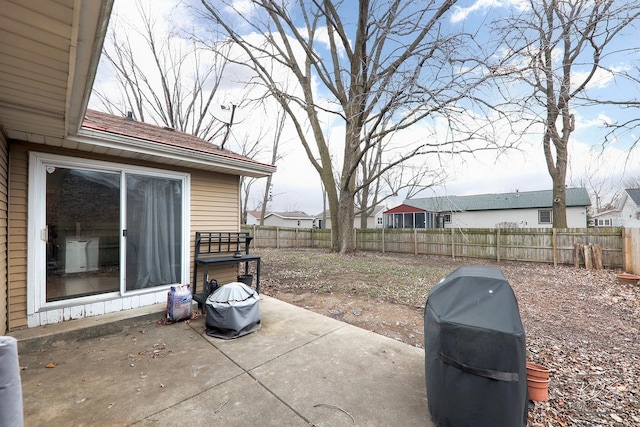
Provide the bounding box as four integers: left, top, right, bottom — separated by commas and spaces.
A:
242, 225, 625, 268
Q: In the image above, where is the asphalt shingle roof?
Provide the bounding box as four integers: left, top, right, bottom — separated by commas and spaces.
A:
404, 188, 591, 212
625, 188, 640, 206
268, 211, 313, 219
82, 109, 270, 167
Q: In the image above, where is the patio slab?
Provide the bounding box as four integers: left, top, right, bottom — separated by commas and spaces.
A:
197, 294, 347, 370
15, 296, 434, 426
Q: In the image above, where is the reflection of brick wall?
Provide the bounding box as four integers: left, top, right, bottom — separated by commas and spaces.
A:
47, 169, 121, 268
58, 172, 119, 229
47, 170, 120, 238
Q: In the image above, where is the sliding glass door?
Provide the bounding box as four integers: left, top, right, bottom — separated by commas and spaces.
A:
32, 153, 188, 310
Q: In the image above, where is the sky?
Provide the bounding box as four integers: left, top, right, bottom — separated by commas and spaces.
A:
89, 0, 640, 216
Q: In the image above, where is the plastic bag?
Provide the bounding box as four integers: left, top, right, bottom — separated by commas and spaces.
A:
166, 284, 192, 322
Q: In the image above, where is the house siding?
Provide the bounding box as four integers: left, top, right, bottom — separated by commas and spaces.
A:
620, 197, 640, 227
263, 216, 314, 228
190, 171, 240, 286
8, 144, 28, 330
449, 207, 588, 229
0, 131, 7, 334
7, 142, 242, 331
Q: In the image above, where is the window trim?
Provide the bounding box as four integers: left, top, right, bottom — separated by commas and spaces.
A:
443, 213, 452, 224
28, 152, 191, 314
538, 209, 552, 224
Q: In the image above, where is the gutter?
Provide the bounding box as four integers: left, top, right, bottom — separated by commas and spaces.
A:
66, 0, 116, 136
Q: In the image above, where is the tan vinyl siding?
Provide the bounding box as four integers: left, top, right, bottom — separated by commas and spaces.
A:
0, 130, 7, 334
190, 170, 241, 285
8, 144, 27, 330
6, 142, 245, 330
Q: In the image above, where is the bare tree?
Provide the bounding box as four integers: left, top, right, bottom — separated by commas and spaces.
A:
489, 0, 640, 228
570, 172, 620, 214
624, 176, 640, 189
92, 1, 286, 220
232, 119, 267, 223
259, 109, 287, 226
238, 124, 286, 224
91, 0, 229, 141
196, 0, 507, 252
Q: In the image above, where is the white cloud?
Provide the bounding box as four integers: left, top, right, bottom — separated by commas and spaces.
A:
226, 0, 254, 16
450, 0, 528, 24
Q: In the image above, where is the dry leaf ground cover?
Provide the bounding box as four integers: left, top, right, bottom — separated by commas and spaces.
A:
256, 248, 640, 426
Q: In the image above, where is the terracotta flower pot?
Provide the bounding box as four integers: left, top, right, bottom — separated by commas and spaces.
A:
615, 273, 640, 286
526, 361, 550, 381
527, 377, 550, 402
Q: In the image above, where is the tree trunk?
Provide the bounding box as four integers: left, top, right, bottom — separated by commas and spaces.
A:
359, 185, 370, 230
259, 174, 272, 226
336, 190, 356, 253
552, 178, 567, 229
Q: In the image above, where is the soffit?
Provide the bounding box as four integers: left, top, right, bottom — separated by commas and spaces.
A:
0, 0, 112, 142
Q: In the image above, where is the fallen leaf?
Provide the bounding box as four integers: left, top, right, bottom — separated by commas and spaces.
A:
45, 363, 56, 368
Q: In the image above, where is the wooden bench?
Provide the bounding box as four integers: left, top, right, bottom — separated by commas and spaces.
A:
192, 231, 261, 306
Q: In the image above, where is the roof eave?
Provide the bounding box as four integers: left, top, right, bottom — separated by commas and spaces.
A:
71, 129, 276, 178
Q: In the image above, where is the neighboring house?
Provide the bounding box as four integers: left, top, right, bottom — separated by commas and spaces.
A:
245, 210, 313, 227
590, 188, 640, 227
315, 205, 386, 229
384, 188, 591, 229
0, 1, 275, 333
246, 210, 262, 225
262, 211, 315, 228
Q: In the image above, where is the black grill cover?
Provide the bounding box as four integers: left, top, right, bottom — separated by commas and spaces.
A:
424, 266, 527, 427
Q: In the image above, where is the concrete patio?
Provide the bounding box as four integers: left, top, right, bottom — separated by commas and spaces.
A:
13, 295, 434, 426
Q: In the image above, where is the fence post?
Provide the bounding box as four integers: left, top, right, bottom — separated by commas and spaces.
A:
451, 227, 455, 260
276, 227, 280, 249
354, 228, 357, 250
552, 228, 558, 267
623, 228, 640, 273
496, 228, 501, 262
382, 228, 385, 253
253, 225, 257, 248
295, 228, 298, 248
414, 229, 418, 255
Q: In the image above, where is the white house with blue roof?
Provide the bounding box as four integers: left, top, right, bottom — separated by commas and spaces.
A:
384, 188, 591, 229
590, 189, 640, 227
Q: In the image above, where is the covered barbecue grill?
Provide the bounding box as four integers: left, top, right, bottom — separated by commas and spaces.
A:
424, 266, 528, 427
205, 281, 261, 339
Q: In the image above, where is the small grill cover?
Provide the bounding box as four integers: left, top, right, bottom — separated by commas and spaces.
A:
424, 266, 527, 427
205, 282, 261, 339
